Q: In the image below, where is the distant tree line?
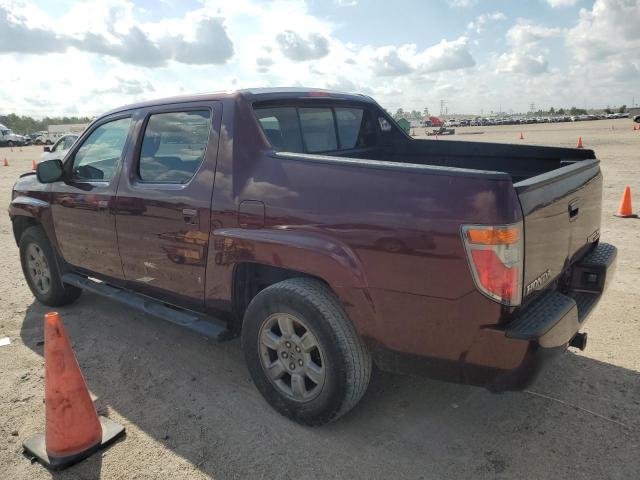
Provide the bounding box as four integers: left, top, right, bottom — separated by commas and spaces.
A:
0, 113, 93, 135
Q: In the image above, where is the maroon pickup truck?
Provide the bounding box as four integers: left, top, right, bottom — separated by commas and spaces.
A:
9, 88, 616, 425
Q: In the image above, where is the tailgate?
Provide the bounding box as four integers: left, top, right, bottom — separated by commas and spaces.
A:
515, 159, 602, 301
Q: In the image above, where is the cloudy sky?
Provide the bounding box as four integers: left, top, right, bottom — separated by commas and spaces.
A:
1, 0, 639, 117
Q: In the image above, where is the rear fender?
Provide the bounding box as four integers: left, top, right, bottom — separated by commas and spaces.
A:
207, 227, 379, 337
212, 228, 367, 288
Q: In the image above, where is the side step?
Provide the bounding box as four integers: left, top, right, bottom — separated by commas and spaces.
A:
62, 273, 232, 341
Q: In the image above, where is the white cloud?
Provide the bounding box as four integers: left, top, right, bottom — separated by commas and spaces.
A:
467, 11, 507, 33
417, 37, 476, 73
566, 0, 640, 64
276, 30, 330, 61
0, 0, 234, 66
505, 21, 562, 49
496, 52, 549, 75
1, 0, 638, 118
497, 20, 562, 75
370, 48, 413, 76
546, 0, 579, 7
447, 0, 478, 7
564, 0, 640, 88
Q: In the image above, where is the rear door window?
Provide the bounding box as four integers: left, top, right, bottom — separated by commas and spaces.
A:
138, 110, 211, 184
298, 108, 338, 153
334, 108, 362, 149
254, 105, 376, 153
255, 107, 304, 152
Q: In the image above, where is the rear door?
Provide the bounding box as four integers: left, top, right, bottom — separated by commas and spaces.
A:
516, 160, 602, 301
114, 102, 221, 311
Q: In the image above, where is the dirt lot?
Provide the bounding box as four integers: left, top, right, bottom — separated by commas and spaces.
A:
1, 120, 639, 479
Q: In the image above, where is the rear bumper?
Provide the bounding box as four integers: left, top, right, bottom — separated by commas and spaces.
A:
482, 242, 617, 390
373, 242, 617, 391
506, 242, 617, 345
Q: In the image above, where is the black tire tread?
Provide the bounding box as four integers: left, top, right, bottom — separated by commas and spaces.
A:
254, 278, 371, 422
19, 226, 82, 307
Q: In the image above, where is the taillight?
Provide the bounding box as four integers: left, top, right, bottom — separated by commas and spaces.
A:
461, 223, 523, 305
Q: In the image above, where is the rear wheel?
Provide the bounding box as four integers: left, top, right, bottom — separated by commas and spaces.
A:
19, 226, 82, 306
241, 278, 371, 425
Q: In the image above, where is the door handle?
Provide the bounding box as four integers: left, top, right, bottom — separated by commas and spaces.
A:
568, 200, 580, 220
182, 208, 199, 225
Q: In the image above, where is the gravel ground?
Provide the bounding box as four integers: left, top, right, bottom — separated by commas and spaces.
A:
1, 119, 639, 479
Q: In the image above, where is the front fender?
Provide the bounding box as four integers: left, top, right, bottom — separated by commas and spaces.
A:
8, 195, 50, 220
8, 195, 58, 252
212, 227, 367, 289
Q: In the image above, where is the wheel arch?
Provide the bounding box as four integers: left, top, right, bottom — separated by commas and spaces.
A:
9, 195, 52, 245
213, 227, 369, 323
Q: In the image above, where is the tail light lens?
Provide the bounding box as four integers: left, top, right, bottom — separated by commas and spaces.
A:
461, 223, 523, 306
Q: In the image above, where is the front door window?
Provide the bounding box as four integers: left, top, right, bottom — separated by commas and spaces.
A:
72, 117, 131, 181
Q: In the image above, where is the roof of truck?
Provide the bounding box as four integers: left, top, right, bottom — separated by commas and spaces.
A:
101, 88, 373, 118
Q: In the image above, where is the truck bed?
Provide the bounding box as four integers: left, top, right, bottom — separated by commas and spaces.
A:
277, 138, 602, 306
335, 139, 596, 184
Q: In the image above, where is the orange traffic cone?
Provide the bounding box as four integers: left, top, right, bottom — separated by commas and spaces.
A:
614, 186, 637, 218
32, 159, 37, 171
22, 312, 125, 470
519, 132, 524, 140
576, 136, 584, 148
3, 158, 8, 166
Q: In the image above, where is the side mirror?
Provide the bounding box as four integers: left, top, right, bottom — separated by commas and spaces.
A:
43, 146, 51, 152
37, 159, 65, 183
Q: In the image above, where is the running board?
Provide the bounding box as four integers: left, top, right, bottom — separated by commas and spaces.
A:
62, 273, 231, 341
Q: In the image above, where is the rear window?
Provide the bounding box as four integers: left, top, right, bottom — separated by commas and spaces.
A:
255, 105, 376, 153
139, 110, 211, 184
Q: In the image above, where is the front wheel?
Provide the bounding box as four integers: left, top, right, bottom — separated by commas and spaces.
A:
241, 278, 371, 426
19, 226, 82, 306
7, 140, 14, 148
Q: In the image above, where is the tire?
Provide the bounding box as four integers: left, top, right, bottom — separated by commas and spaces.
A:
19, 226, 82, 306
241, 278, 371, 425
7, 140, 14, 148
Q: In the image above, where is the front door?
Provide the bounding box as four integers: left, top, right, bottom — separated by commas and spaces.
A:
50, 115, 133, 281
115, 102, 221, 310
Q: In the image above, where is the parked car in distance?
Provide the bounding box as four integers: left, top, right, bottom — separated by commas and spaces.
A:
10, 88, 616, 425
34, 132, 63, 145
40, 134, 78, 163
0, 123, 28, 147
633, 115, 640, 123
30, 131, 49, 145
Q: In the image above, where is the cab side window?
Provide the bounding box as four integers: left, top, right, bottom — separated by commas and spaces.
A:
138, 110, 211, 184
72, 118, 131, 181
254, 105, 376, 153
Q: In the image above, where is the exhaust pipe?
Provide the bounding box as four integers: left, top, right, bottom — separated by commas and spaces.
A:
569, 332, 588, 351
